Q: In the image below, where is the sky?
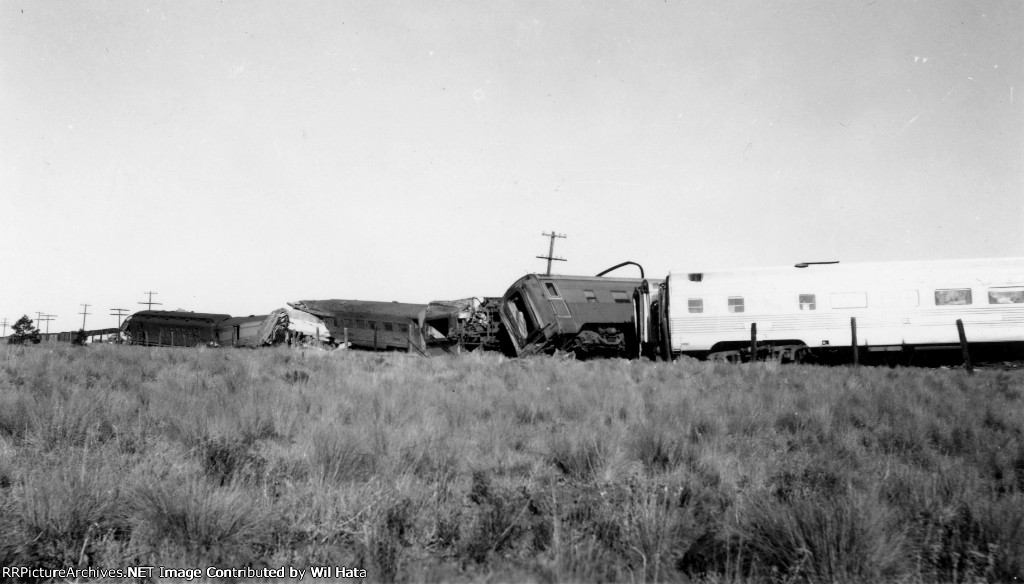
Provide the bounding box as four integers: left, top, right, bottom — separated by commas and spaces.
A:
1, 0, 1021, 333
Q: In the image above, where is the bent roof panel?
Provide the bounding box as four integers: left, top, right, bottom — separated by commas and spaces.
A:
290, 300, 427, 320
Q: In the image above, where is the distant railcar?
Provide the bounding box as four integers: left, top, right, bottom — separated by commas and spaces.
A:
654, 257, 1024, 364
122, 311, 231, 347
52, 328, 119, 343
499, 274, 647, 357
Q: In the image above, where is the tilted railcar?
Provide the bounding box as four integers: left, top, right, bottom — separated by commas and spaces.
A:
499, 274, 648, 357
288, 299, 493, 354
122, 311, 232, 347
653, 257, 1024, 363
288, 299, 435, 353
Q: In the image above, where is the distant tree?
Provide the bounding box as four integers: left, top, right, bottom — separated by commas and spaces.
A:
72, 329, 88, 346
7, 315, 41, 345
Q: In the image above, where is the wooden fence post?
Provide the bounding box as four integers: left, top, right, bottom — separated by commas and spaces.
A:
850, 317, 859, 366
750, 322, 757, 363
956, 319, 973, 374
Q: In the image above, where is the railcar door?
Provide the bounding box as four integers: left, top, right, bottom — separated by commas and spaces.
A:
541, 281, 572, 318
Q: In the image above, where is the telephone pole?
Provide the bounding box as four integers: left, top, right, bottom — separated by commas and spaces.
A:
536, 231, 567, 275
110, 308, 130, 328
79, 304, 91, 330
1, 318, 8, 338
39, 314, 56, 341
139, 291, 162, 311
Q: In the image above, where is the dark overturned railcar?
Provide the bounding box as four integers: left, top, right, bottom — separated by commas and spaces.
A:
499, 274, 649, 358
122, 311, 231, 347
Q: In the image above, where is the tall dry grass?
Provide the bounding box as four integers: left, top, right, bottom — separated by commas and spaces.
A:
0, 343, 1022, 582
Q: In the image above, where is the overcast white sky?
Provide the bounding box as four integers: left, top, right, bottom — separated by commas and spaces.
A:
2, 1, 1021, 332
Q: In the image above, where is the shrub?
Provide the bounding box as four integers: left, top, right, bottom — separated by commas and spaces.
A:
6, 315, 40, 345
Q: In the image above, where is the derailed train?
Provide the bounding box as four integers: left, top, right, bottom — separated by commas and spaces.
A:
121, 256, 1024, 364
489, 256, 1024, 363
121, 298, 504, 354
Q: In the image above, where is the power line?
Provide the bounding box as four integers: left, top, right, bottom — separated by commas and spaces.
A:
536, 231, 567, 276
79, 303, 91, 330
139, 291, 162, 311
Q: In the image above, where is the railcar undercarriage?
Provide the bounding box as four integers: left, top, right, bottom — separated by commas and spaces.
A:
705, 343, 810, 363
562, 327, 628, 358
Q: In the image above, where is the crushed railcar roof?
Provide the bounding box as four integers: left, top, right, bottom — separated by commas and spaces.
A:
289, 300, 429, 320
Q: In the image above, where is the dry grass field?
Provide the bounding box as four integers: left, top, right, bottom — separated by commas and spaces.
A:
1, 343, 1023, 583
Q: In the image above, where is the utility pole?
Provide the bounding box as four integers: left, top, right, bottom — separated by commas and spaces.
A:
536, 231, 567, 276
139, 291, 162, 311
110, 308, 130, 328
1, 318, 7, 338
79, 303, 91, 330
39, 314, 56, 341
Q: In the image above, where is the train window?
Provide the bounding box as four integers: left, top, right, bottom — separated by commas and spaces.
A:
989, 287, 1024, 304
544, 282, 560, 297
584, 290, 598, 303
935, 289, 972, 306
799, 294, 816, 310
383, 322, 394, 332
831, 292, 867, 309
882, 290, 919, 308
728, 297, 744, 313
612, 291, 631, 304
369, 321, 378, 330
688, 299, 703, 313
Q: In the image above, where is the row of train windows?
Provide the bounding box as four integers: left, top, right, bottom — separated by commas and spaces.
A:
686, 287, 1024, 313
582, 290, 631, 304
340, 319, 408, 333
544, 282, 632, 304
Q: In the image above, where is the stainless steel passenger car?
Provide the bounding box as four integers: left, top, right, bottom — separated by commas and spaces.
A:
654, 257, 1024, 363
